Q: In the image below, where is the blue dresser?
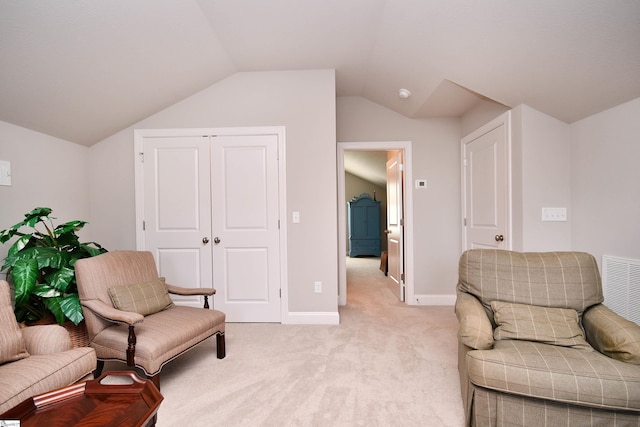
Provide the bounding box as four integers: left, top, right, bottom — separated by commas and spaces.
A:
348, 193, 381, 257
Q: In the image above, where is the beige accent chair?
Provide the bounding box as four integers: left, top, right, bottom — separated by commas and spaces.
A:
74, 251, 225, 390
0, 280, 96, 414
456, 249, 640, 426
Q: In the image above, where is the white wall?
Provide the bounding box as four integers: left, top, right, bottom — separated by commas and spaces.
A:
88, 70, 338, 317
511, 105, 571, 251
5, 74, 636, 314
337, 96, 461, 299
570, 97, 640, 264
0, 121, 91, 279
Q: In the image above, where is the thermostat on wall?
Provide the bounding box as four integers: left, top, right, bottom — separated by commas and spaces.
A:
415, 179, 427, 189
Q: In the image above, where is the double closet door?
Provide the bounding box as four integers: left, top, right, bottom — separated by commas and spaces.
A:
134, 128, 283, 322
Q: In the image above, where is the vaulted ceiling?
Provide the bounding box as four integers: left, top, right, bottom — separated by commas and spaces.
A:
1, 0, 639, 147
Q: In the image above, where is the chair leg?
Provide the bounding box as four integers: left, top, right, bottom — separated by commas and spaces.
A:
148, 373, 161, 391
94, 360, 105, 378
216, 332, 226, 359
127, 325, 137, 366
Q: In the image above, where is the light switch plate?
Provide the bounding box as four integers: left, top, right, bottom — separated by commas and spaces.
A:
541, 207, 567, 221
0, 160, 11, 186
415, 179, 427, 189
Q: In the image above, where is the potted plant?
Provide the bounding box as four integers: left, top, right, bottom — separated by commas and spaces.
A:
0, 207, 107, 325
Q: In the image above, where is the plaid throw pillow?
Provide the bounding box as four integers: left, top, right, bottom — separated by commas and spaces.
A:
491, 301, 591, 350
108, 277, 174, 316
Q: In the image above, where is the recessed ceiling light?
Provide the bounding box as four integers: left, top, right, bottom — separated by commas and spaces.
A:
399, 88, 411, 99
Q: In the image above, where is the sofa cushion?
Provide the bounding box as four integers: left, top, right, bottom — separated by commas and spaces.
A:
492, 301, 591, 349
458, 250, 603, 315
583, 304, 640, 365
466, 340, 640, 411
108, 277, 174, 316
0, 282, 29, 365
22, 324, 72, 355
0, 346, 96, 414
91, 305, 225, 375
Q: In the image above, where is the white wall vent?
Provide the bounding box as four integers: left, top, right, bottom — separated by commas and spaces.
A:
602, 255, 640, 325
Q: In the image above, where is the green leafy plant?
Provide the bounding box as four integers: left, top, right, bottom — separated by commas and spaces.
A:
0, 207, 107, 325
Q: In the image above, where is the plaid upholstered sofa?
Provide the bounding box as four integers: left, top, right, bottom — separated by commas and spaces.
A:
0, 280, 96, 414
455, 249, 640, 426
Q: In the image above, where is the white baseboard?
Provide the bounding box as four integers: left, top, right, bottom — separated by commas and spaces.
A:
283, 311, 340, 325
410, 294, 456, 306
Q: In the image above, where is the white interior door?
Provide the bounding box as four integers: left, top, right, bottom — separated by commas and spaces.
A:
462, 114, 510, 250
139, 136, 213, 307
211, 134, 281, 322
386, 153, 405, 301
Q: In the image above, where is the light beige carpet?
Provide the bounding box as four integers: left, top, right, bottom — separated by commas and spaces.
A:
109, 256, 465, 426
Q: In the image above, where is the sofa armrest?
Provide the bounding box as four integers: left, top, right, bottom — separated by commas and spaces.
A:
21, 325, 72, 355
455, 292, 494, 350
81, 299, 144, 325
583, 303, 640, 365
166, 283, 215, 296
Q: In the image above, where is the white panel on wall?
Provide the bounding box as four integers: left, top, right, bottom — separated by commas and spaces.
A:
602, 255, 640, 325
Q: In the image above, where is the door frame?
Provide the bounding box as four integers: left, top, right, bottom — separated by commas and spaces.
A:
337, 141, 414, 306
134, 126, 289, 321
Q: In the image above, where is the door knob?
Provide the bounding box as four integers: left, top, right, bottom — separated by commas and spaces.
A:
213, 237, 221, 244
202, 237, 209, 244
495, 234, 504, 242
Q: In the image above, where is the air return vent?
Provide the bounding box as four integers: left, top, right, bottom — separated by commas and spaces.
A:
602, 255, 640, 325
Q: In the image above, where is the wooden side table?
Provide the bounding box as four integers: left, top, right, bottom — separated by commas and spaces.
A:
1, 371, 163, 427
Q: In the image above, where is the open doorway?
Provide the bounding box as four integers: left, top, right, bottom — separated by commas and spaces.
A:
343, 153, 393, 300
337, 141, 414, 306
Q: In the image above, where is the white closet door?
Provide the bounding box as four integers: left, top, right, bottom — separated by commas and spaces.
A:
211, 134, 281, 322
140, 136, 213, 306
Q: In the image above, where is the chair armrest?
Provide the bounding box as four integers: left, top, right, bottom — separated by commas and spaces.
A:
166, 283, 215, 296
22, 325, 73, 354
455, 292, 494, 350
81, 299, 144, 325
583, 304, 640, 364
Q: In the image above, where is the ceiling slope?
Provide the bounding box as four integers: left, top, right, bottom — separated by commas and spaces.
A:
1, 0, 639, 146
0, 1, 235, 145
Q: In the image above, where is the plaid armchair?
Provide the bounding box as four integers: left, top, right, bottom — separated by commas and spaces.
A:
455, 249, 640, 426
0, 280, 96, 414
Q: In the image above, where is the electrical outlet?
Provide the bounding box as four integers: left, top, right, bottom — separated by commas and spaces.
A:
314, 281, 322, 293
